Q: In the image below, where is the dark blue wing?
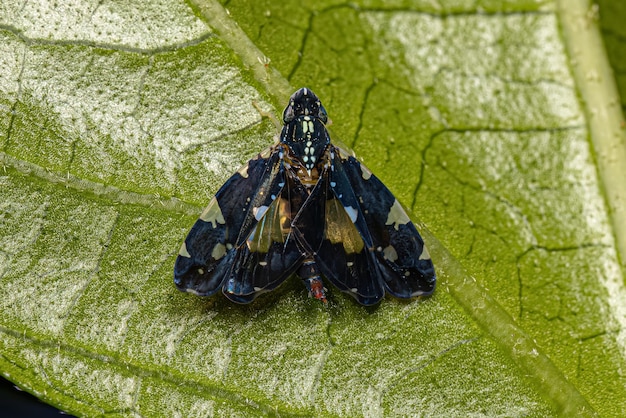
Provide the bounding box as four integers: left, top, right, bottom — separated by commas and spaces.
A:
293, 171, 386, 305
221, 172, 308, 303
174, 147, 304, 301
325, 145, 436, 301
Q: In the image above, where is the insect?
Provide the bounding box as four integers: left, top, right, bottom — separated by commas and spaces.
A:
174, 88, 436, 305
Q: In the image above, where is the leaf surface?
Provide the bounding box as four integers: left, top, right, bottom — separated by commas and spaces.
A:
1, 0, 625, 416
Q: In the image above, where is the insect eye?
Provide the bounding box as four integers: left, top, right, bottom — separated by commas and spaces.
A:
318, 105, 328, 123
283, 101, 296, 123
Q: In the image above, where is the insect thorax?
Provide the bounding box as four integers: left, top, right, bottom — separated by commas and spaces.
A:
281, 115, 330, 187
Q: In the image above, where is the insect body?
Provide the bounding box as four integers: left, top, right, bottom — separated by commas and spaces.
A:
174, 88, 435, 305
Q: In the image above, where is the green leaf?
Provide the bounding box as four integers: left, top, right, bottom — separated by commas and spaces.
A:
1, 0, 625, 416
599, 0, 626, 116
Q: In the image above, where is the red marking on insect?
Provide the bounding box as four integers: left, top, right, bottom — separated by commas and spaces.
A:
308, 278, 327, 304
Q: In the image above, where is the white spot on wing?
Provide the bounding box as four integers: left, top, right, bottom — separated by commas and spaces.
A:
383, 245, 398, 262
344, 205, 358, 223
419, 246, 431, 260
253, 205, 269, 221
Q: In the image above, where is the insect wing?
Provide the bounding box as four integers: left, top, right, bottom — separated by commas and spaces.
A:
174, 147, 285, 297
222, 172, 308, 303
295, 168, 386, 305
329, 147, 436, 299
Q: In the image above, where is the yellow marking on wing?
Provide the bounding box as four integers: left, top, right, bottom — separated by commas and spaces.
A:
179, 242, 191, 258
237, 163, 249, 178
199, 198, 226, 228
360, 165, 372, 180
246, 197, 291, 253
211, 243, 227, 260
325, 198, 364, 254
260, 146, 274, 158
385, 200, 411, 231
